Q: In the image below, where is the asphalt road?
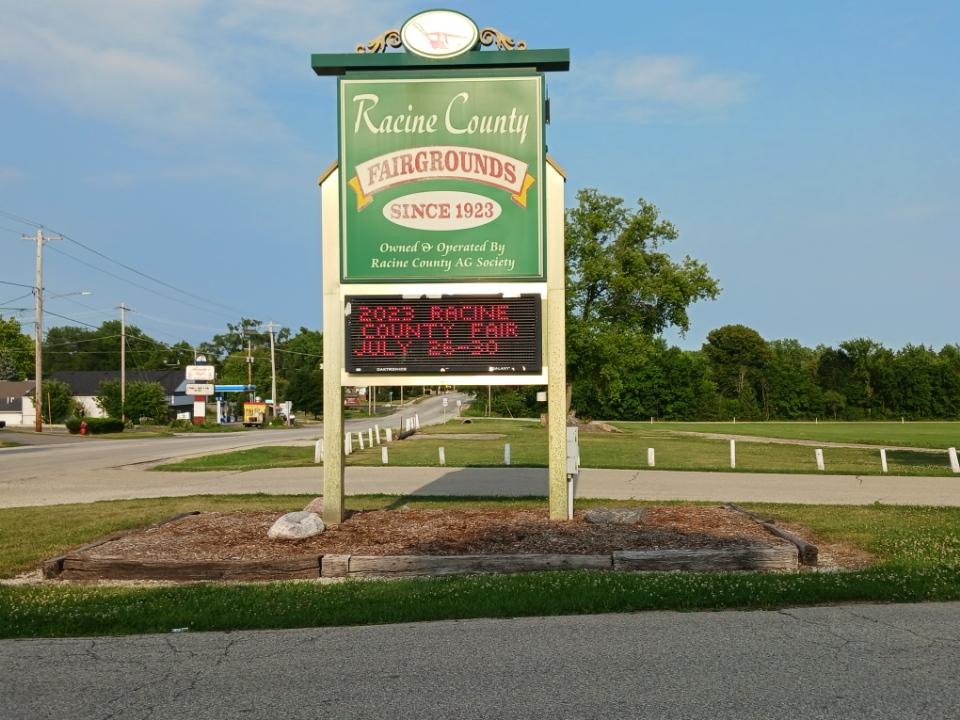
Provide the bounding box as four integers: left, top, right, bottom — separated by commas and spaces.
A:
3, 602, 958, 719
0, 393, 466, 506
5, 393, 960, 507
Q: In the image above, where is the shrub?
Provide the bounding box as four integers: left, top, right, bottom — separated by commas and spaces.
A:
65, 417, 125, 435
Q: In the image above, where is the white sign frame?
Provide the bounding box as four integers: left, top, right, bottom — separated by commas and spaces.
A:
185, 365, 216, 381
186, 383, 215, 396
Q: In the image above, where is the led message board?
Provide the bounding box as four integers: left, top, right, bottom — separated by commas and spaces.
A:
345, 294, 541, 374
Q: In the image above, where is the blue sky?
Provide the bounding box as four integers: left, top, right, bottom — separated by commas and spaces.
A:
1, 1, 957, 351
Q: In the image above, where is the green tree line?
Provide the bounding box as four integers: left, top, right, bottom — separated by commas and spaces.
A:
3, 188, 957, 423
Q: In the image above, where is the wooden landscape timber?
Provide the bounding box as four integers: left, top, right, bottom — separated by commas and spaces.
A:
45, 546, 799, 581
41, 511, 202, 579
322, 554, 613, 578
59, 556, 320, 582
724, 503, 819, 566
613, 546, 798, 572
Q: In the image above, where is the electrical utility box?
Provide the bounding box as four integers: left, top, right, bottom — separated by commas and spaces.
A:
566, 426, 580, 476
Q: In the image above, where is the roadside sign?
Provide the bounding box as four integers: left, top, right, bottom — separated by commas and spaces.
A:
186, 383, 215, 396
185, 365, 216, 381
442, 397, 449, 407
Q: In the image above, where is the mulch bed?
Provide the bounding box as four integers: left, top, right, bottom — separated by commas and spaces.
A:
80, 506, 793, 563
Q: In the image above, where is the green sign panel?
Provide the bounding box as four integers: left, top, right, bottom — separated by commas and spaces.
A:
339, 73, 544, 282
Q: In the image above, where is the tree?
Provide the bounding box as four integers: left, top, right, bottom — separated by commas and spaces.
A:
286, 368, 323, 419
38, 378, 75, 423
0, 315, 33, 380
565, 189, 719, 416
702, 325, 772, 417
95, 380, 168, 422
44, 321, 189, 373
765, 339, 822, 419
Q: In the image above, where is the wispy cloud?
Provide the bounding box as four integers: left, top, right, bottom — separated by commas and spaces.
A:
0, 1, 403, 146
557, 53, 753, 122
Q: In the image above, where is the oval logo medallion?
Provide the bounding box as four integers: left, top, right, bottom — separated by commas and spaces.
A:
401, 10, 478, 59
383, 191, 502, 231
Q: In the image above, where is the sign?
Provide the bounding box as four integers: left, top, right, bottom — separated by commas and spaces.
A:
442, 397, 449, 407
339, 74, 544, 282
186, 383, 215, 396
400, 10, 478, 59
185, 365, 215, 381
345, 294, 541, 374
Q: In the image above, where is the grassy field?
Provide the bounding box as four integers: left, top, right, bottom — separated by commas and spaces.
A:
2, 494, 959, 638
646, 421, 960, 449
155, 418, 958, 476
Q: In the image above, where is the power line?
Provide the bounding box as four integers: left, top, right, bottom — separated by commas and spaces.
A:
1, 208, 261, 320
1, 292, 34, 305
46, 244, 230, 318
0, 210, 42, 228
0, 279, 36, 289
59, 232, 257, 319
42, 309, 103, 330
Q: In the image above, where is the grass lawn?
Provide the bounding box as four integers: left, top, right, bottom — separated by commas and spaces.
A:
1, 494, 959, 638
154, 418, 958, 476
646, 420, 960, 449
0, 441, 20, 448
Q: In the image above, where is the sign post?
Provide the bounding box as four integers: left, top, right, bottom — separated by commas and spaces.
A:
314, 10, 569, 524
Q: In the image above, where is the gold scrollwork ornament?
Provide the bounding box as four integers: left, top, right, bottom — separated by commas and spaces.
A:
478, 27, 526, 51
356, 29, 402, 54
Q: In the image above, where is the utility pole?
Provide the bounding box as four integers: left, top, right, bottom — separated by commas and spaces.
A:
246, 337, 253, 399
265, 322, 278, 419
118, 303, 129, 421
22, 228, 62, 432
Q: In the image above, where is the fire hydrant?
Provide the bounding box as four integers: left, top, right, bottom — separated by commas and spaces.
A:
79, 419, 88, 436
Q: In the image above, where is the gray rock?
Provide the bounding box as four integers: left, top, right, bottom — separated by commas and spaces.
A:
268, 511, 325, 539
302, 497, 324, 514
583, 507, 647, 525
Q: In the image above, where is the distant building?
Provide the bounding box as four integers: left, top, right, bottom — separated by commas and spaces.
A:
0, 380, 33, 426
49, 370, 192, 420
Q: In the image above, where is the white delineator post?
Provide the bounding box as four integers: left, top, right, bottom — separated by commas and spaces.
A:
729, 439, 736, 469
880, 448, 888, 473
374, 424, 381, 444
949, 447, 960, 474
504, 443, 511, 465
314, 439, 324, 464
414, 414, 420, 430
386, 427, 393, 442
368, 428, 373, 447
381, 446, 388, 465
815, 448, 825, 471
344, 432, 352, 455
358, 431, 365, 450
438, 446, 445, 466
647, 448, 655, 467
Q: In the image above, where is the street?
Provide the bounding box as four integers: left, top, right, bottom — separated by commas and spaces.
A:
5, 390, 960, 507
0, 393, 465, 506
3, 602, 958, 719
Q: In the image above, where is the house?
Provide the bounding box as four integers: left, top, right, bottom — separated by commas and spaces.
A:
0, 380, 33, 427
50, 370, 191, 419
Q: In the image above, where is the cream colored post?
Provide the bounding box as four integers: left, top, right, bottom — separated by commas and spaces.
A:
321, 164, 345, 524
546, 160, 568, 520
